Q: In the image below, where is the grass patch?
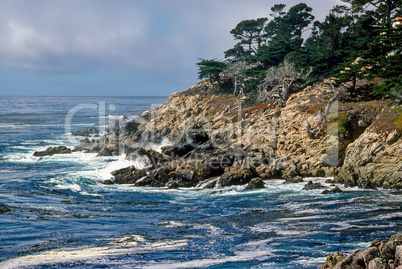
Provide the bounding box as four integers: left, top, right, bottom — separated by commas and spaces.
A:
327, 111, 351, 138
377, 106, 402, 132
306, 103, 325, 114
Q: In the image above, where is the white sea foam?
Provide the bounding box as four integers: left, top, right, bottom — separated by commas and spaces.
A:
145, 137, 172, 153
0, 237, 188, 269
143, 250, 274, 269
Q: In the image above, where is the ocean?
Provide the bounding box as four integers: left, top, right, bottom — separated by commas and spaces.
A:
0, 96, 401, 268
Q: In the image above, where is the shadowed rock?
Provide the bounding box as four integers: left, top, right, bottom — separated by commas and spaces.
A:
72, 127, 99, 137
319, 233, 402, 269
111, 166, 147, 184
302, 180, 325, 190
322, 186, 343, 194
244, 178, 265, 190
33, 146, 72, 157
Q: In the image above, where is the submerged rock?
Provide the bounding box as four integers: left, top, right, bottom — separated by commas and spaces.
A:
321, 186, 343, 194
244, 178, 265, 190
0, 203, 11, 214
302, 180, 325, 190
33, 146, 72, 157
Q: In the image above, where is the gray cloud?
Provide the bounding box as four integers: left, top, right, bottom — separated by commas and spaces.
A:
0, 0, 344, 74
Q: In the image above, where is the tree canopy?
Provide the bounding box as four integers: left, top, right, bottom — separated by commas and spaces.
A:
195, 1, 402, 101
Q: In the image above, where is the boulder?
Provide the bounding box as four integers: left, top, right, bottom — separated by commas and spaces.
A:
219, 160, 258, 187
103, 179, 114, 185
162, 125, 209, 158
165, 181, 179, 189
126, 147, 169, 168
244, 178, 265, 191
283, 176, 304, 184
319, 252, 345, 269
368, 258, 389, 269
72, 127, 99, 137
97, 145, 120, 156
303, 180, 325, 190
197, 178, 219, 189
322, 186, 343, 194
74, 138, 96, 152
396, 246, 402, 265
111, 166, 147, 184
33, 146, 72, 157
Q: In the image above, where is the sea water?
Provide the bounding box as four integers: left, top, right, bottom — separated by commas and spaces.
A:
0, 96, 401, 269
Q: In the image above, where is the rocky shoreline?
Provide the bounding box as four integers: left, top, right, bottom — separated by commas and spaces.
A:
34, 79, 401, 190
319, 233, 402, 269
49, 79, 400, 190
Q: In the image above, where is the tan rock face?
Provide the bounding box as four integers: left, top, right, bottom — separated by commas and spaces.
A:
85, 78, 400, 189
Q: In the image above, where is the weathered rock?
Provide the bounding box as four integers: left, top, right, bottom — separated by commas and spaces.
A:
386, 130, 400, 145
368, 258, 389, 269
197, 178, 219, 189
72, 127, 99, 137
219, 160, 258, 187
33, 146, 72, 157
165, 181, 179, 189
319, 252, 345, 269
97, 145, 120, 156
126, 147, 169, 168
244, 178, 265, 190
336, 126, 402, 189
320, 234, 402, 269
303, 180, 325, 190
322, 186, 343, 194
283, 176, 303, 184
74, 138, 96, 152
111, 166, 147, 184
396, 246, 402, 265
311, 168, 326, 177
103, 179, 114, 185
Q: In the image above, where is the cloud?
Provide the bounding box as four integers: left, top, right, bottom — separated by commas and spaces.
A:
0, 0, 345, 96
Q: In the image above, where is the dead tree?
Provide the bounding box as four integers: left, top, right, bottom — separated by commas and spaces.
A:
258, 60, 312, 106
225, 61, 259, 97
306, 84, 339, 139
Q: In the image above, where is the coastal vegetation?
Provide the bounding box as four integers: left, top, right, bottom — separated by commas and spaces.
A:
196, 0, 402, 102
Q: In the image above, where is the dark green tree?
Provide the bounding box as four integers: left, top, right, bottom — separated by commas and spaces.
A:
336, 0, 402, 96
195, 58, 227, 83
229, 18, 268, 54
246, 3, 315, 89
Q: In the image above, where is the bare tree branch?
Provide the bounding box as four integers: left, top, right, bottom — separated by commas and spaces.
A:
306, 84, 339, 139
258, 60, 312, 106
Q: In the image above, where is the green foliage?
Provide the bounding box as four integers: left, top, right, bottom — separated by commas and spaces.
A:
195, 58, 227, 82
229, 17, 268, 54
195, 1, 401, 99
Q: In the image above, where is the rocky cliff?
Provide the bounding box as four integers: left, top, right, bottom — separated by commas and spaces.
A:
74, 79, 401, 189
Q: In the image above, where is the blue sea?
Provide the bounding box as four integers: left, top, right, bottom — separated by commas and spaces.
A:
0, 96, 401, 269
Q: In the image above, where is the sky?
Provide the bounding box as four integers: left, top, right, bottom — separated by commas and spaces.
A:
0, 0, 343, 96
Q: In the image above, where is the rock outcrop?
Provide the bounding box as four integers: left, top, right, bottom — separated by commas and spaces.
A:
319, 233, 402, 269
244, 178, 265, 190
66, 78, 400, 189
72, 127, 99, 137
33, 146, 72, 157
